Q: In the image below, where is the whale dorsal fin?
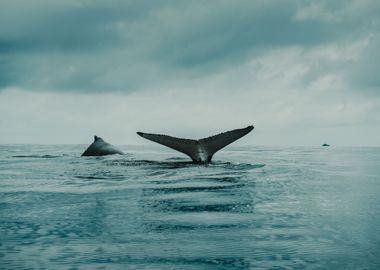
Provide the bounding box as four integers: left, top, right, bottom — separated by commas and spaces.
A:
94, 135, 104, 142
82, 136, 123, 156
137, 125, 254, 163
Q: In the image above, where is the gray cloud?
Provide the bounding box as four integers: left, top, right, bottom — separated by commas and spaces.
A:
348, 35, 380, 93
0, 0, 379, 93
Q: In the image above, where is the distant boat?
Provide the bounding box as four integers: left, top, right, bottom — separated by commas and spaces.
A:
322, 143, 330, 147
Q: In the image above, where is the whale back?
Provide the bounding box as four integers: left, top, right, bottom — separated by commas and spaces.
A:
137, 125, 254, 163
81, 136, 123, 156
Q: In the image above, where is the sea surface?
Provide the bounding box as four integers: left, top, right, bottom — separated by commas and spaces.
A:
0, 145, 379, 269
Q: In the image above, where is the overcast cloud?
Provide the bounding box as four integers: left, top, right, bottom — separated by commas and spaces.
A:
0, 0, 379, 146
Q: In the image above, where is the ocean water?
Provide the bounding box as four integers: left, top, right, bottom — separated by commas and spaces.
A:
0, 145, 379, 269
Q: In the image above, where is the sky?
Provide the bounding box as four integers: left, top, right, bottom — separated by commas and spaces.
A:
0, 0, 379, 146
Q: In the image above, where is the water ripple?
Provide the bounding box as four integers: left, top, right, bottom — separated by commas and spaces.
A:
1, 146, 379, 269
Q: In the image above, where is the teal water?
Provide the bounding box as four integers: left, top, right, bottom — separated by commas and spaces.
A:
0, 145, 379, 269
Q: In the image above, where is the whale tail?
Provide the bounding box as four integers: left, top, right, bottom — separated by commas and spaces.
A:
137, 125, 254, 163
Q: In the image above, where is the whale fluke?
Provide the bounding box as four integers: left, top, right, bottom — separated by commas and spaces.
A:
137, 125, 254, 163
81, 135, 124, 156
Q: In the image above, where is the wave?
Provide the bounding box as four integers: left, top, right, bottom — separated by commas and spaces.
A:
74, 174, 126, 180
11, 154, 66, 158
210, 162, 265, 170
103, 157, 265, 170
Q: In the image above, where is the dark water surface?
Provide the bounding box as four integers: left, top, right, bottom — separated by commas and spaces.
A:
1, 145, 379, 269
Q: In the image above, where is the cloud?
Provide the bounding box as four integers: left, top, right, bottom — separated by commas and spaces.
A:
293, 2, 337, 22
0, 0, 379, 94
1, 1, 380, 146
348, 34, 380, 93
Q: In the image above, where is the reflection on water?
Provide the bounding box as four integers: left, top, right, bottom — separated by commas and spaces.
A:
0, 145, 380, 269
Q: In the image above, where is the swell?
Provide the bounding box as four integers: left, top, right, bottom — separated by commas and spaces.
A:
11, 154, 66, 158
